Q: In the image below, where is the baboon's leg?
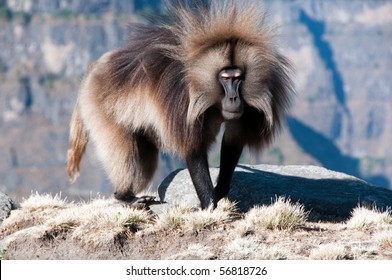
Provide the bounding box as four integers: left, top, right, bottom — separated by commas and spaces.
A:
87, 112, 158, 207
214, 131, 243, 202
79, 64, 158, 208
112, 131, 159, 208
186, 149, 215, 209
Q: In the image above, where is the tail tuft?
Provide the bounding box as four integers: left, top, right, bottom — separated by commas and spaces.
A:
67, 102, 88, 183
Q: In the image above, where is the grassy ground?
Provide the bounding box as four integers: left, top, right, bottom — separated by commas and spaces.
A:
0, 193, 391, 260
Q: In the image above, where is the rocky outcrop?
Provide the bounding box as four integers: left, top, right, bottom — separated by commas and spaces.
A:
158, 164, 392, 221
0, 192, 18, 222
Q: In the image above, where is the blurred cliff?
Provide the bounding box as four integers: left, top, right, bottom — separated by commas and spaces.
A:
0, 0, 391, 201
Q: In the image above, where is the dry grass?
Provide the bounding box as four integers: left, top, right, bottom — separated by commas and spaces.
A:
1, 193, 391, 260
1, 194, 152, 250
152, 199, 237, 232
232, 197, 308, 237
247, 197, 308, 230
309, 244, 349, 260
152, 206, 190, 231
169, 244, 215, 260
21, 192, 69, 210
55, 198, 151, 248
183, 207, 231, 230
1, 193, 70, 232
374, 230, 392, 249
223, 237, 288, 260
347, 206, 392, 230
350, 246, 378, 260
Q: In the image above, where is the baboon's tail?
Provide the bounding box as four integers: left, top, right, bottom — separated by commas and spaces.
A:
67, 100, 88, 183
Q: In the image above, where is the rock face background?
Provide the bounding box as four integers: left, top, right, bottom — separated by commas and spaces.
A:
0, 0, 392, 201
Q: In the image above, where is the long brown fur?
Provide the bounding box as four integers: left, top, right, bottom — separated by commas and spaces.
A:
67, 0, 294, 206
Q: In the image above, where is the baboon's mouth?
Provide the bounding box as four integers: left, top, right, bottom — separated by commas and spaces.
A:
222, 109, 243, 120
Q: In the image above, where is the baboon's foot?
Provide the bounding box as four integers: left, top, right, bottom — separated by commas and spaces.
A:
114, 192, 156, 209
128, 196, 156, 209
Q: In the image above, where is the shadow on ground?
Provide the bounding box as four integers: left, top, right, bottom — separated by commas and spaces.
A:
229, 165, 392, 222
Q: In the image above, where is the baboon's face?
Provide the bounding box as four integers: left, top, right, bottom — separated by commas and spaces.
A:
218, 67, 244, 120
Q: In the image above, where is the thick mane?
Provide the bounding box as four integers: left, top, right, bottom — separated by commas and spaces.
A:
106, 0, 293, 154
108, 0, 275, 87
168, 0, 274, 61
107, 24, 181, 89
107, 19, 197, 155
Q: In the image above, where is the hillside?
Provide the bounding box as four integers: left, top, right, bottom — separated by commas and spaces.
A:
0, 0, 391, 202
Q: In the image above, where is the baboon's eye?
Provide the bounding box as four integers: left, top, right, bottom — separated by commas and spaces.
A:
234, 72, 242, 79
221, 73, 230, 81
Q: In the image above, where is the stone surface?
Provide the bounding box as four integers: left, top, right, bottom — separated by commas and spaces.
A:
0, 192, 15, 222
158, 164, 392, 221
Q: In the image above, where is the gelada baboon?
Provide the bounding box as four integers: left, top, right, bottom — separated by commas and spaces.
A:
67, 0, 294, 209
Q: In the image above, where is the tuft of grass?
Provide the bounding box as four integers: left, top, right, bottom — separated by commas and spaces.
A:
223, 238, 288, 260
150, 199, 237, 232
43, 197, 150, 231
70, 202, 151, 249
239, 197, 308, 234
347, 206, 392, 230
309, 244, 350, 260
21, 193, 69, 210
374, 230, 392, 249
351, 246, 378, 260
183, 210, 224, 230
1, 193, 69, 233
183, 205, 233, 230
153, 206, 190, 231
256, 245, 288, 260
120, 209, 151, 233
44, 208, 81, 229
217, 199, 238, 214
14, 195, 152, 249
224, 238, 261, 259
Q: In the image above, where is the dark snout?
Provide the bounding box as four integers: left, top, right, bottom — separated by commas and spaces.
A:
221, 80, 243, 120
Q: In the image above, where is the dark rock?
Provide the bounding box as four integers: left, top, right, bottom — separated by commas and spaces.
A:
0, 192, 18, 222
158, 164, 392, 221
